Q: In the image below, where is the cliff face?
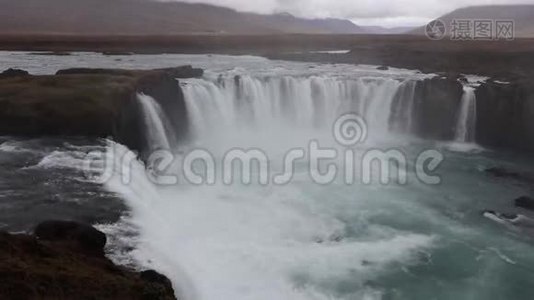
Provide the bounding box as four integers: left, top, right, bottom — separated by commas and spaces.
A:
411, 77, 465, 140
0, 66, 202, 155
475, 80, 534, 151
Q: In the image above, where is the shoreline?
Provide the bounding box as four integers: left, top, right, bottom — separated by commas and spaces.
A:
1, 34, 534, 79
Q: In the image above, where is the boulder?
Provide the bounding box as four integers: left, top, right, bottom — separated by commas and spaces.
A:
376, 66, 389, 71
0, 230, 177, 300
141, 270, 176, 297
34, 220, 106, 255
515, 196, 534, 211
0, 68, 29, 78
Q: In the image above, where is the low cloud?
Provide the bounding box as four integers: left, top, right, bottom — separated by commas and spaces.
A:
174, 0, 534, 26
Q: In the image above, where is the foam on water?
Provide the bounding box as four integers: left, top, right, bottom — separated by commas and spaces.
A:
9, 52, 525, 299
104, 142, 435, 300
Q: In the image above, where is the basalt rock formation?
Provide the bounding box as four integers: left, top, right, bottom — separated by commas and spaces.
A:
0, 66, 202, 156
475, 80, 534, 151
0, 221, 176, 300
412, 76, 465, 140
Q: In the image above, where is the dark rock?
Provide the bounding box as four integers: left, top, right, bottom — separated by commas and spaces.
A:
0, 68, 29, 78
485, 167, 522, 180
0, 231, 177, 300
102, 51, 133, 56
56, 68, 135, 76
485, 167, 534, 184
476, 80, 534, 152
0, 66, 200, 156
34, 220, 106, 255
157, 65, 204, 78
141, 270, 175, 296
56, 65, 203, 79
377, 66, 389, 71
411, 76, 464, 140
31, 51, 72, 56
515, 196, 534, 211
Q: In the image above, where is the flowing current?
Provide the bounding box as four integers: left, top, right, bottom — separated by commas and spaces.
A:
3, 53, 530, 300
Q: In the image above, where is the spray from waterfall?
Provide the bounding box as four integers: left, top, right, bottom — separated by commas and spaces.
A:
455, 86, 477, 143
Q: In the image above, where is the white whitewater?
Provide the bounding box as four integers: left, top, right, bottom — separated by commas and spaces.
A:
6, 52, 532, 300
389, 80, 418, 134
455, 86, 477, 143
182, 75, 405, 142
104, 141, 434, 300
137, 93, 173, 151
103, 74, 438, 300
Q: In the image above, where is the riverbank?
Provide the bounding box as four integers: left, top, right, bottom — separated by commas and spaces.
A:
0, 66, 202, 156
0, 221, 176, 300
1, 34, 534, 80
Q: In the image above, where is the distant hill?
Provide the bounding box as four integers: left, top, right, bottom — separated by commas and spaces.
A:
0, 0, 368, 35
361, 26, 415, 34
411, 5, 534, 38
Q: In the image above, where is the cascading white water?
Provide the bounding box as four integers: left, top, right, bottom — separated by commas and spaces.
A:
137, 93, 174, 151
6, 52, 532, 300
105, 75, 434, 300
389, 80, 418, 134
182, 75, 406, 141
455, 86, 477, 143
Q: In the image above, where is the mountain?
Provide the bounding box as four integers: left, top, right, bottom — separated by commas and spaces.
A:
411, 5, 534, 38
0, 0, 366, 35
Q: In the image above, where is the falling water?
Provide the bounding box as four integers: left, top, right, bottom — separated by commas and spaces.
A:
455, 86, 477, 143
182, 75, 409, 141
389, 80, 418, 134
137, 93, 174, 151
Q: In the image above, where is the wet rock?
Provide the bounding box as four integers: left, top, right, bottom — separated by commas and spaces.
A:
0, 68, 29, 78
34, 220, 107, 255
485, 167, 523, 180
141, 270, 175, 297
515, 196, 534, 211
485, 167, 534, 184
476, 80, 534, 152
0, 229, 177, 300
411, 76, 464, 140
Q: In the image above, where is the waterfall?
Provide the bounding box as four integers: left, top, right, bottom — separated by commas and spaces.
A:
182, 75, 412, 141
455, 86, 477, 143
137, 93, 175, 151
389, 80, 417, 134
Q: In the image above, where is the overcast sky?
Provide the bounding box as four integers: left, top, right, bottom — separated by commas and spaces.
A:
175, 0, 533, 27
